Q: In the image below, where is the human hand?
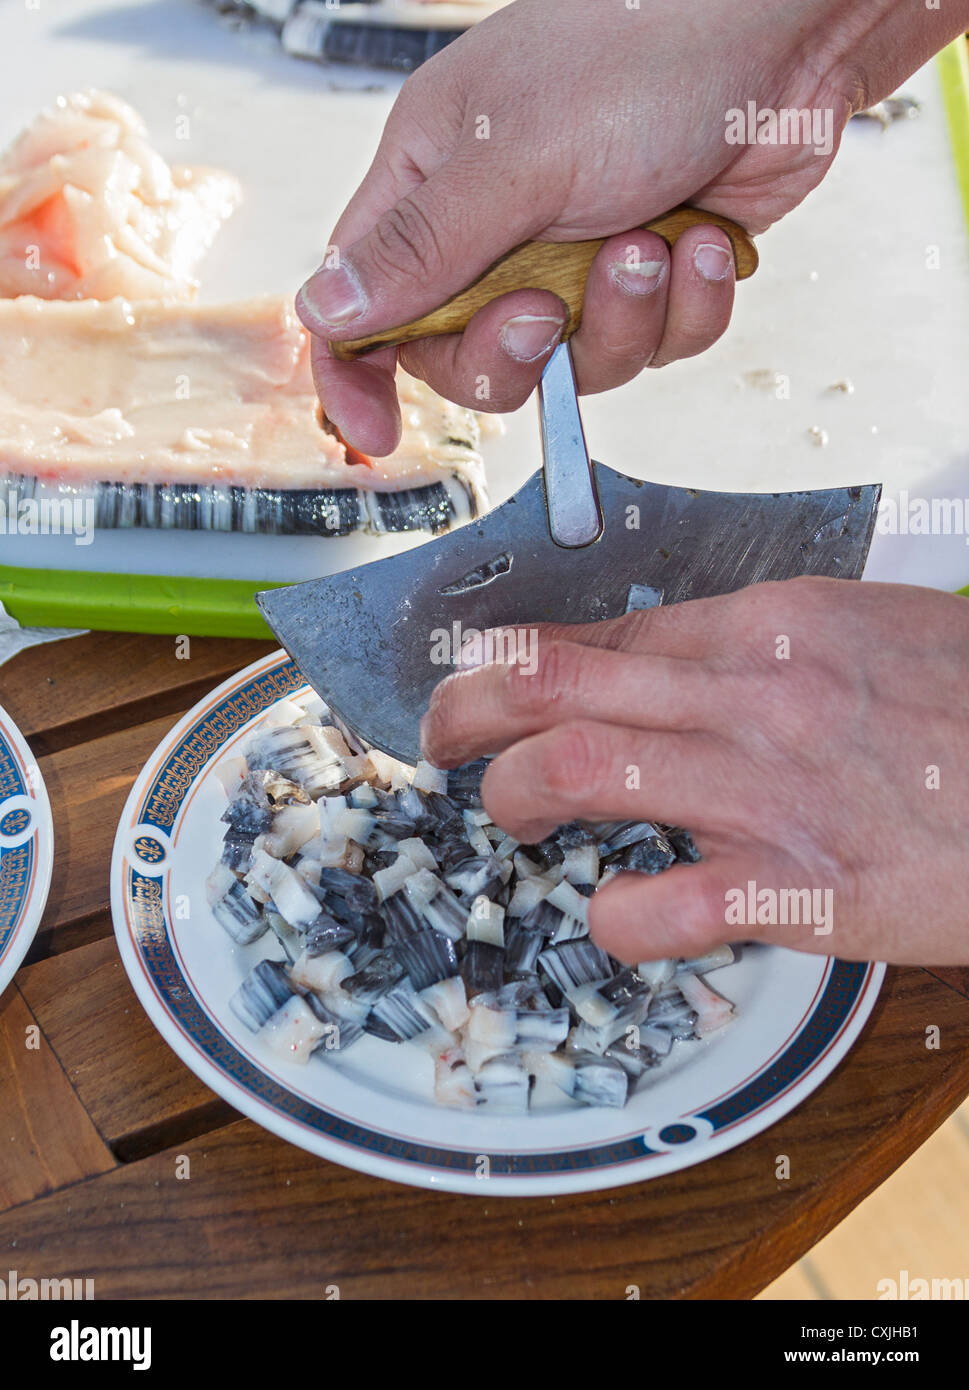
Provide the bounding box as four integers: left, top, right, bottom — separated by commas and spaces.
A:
295, 0, 868, 456
419, 578, 969, 966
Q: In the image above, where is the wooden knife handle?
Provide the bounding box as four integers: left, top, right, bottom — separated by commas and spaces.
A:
329, 206, 758, 362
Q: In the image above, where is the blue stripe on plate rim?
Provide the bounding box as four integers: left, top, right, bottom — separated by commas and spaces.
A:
0, 723, 34, 967
117, 652, 880, 1179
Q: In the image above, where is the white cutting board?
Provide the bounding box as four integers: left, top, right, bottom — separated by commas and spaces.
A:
1, 0, 968, 592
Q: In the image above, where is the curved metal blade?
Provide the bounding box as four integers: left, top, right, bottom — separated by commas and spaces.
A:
257, 464, 881, 762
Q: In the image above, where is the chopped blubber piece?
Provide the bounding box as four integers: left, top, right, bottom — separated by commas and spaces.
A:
538, 940, 614, 993
504, 924, 544, 974
246, 725, 346, 800
392, 929, 459, 991
571, 1051, 629, 1108
667, 827, 702, 863
302, 916, 357, 956
211, 712, 737, 1108
444, 854, 503, 901
221, 827, 256, 874
473, 1055, 531, 1113
208, 867, 268, 946
446, 759, 490, 807
341, 951, 405, 1006
462, 940, 505, 999
368, 980, 436, 1043
597, 820, 676, 873
229, 960, 294, 1032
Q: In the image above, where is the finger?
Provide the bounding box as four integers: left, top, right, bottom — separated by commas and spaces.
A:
591, 844, 843, 963
567, 230, 671, 395
449, 603, 722, 670
397, 288, 567, 413
589, 856, 755, 962
296, 156, 548, 346
420, 639, 714, 768
309, 338, 402, 458
479, 719, 739, 843
296, 158, 552, 451
649, 224, 736, 369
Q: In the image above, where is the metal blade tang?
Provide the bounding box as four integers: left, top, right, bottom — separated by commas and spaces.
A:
538, 341, 603, 548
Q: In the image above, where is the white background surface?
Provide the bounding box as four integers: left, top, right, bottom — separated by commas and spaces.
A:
1, 1, 968, 590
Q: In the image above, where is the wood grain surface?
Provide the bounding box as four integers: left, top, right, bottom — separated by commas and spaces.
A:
2, 631, 969, 1299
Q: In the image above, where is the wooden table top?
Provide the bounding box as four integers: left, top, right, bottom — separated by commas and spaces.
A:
2, 630, 969, 1300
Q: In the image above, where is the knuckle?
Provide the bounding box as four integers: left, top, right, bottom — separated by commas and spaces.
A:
615, 607, 660, 649
505, 638, 579, 718
369, 197, 445, 285
539, 720, 605, 806
678, 872, 732, 954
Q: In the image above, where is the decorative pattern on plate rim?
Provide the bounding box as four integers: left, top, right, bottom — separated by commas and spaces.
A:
113, 652, 884, 1189
0, 706, 52, 989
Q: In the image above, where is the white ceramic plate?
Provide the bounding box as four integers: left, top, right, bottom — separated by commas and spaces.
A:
111, 651, 885, 1196
0, 703, 54, 997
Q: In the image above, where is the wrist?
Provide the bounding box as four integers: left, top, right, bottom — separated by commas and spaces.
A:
804, 0, 969, 111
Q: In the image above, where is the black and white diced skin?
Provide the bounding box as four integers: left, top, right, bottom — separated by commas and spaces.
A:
445, 759, 490, 808
461, 940, 505, 999
570, 1052, 629, 1109
420, 976, 470, 1033
391, 929, 460, 992
221, 772, 280, 836
301, 915, 358, 956
206, 863, 269, 946
341, 951, 405, 1006
676, 945, 736, 976
603, 1039, 660, 1079
221, 827, 256, 874
367, 979, 438, 1043
636, 1024, 676, 1059
596, 821, 676, 874
213, 713, 735, 1109
667, 827, 702, 863
229, 959, 296, 1032
537, 940, 615, 994
444, 854, 504, 901
503, 924, 544, 975
380, 893, 426, 942
247, 850, 322, 931
303, 992, 364, 1054
403, 869, 467, 940
245, 727, 348, 801
472, 1056, 531, 1114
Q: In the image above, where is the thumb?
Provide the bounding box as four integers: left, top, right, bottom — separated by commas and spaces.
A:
296, 159, 544, 343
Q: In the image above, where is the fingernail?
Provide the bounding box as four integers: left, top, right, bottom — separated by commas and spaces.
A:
296, 261, 367, 330
499, 314, 563, 362
694, 243, 732, 282
610, 258, 666, 295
